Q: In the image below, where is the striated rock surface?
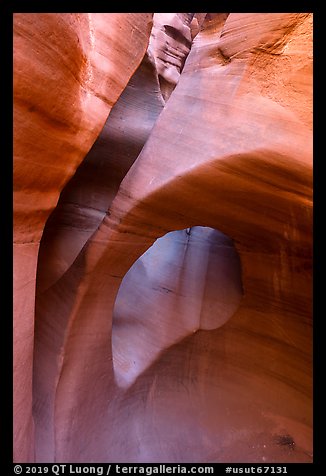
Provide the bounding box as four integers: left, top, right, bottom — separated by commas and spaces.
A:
148, 13, 195, 100
13, 12, 153, 462
14, 13, 312, 463
36, 51, 164, 294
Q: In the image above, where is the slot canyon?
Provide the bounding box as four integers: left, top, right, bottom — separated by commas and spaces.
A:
13, 13, 313, 463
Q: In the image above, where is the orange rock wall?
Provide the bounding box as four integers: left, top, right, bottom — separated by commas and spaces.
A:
13, 12, 153, 462
14, 13, 312, 463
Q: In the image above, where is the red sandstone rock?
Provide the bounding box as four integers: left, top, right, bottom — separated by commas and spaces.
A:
13, 12, 153, 462
33, 51, 164, 462
36, 52, 164, 294
14, 13, 312, 463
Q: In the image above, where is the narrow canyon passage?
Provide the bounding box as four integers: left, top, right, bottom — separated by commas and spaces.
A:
13, 13, 313, 463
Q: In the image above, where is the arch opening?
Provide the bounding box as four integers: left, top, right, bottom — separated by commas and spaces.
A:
112, 226, 243, 388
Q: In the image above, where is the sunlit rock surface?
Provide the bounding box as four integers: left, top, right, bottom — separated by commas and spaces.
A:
13, 12, 153, 462
13, 13, 312, 463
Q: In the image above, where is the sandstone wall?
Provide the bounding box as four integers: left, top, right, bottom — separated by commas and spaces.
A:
13, 13, 312, 463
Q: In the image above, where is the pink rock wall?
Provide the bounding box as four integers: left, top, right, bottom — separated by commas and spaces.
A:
14, 13, 312, 463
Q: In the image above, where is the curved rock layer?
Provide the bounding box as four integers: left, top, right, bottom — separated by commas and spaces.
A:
13, 12, 153, 462
13, 13, 313, 463
148, 13, 195, 100
33, 48, 164, 462
36, 51, 164, 294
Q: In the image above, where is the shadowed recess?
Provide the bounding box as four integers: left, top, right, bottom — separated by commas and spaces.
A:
112, 226, 243, 388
